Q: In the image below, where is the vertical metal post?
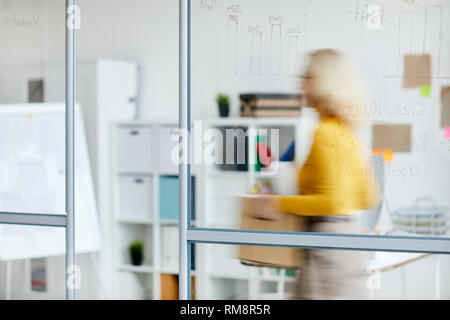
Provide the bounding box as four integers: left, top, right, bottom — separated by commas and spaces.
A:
5, 261, 12, 300
66, 0, 76, 300
179, 0, 191, 300
434, 255, 441, 300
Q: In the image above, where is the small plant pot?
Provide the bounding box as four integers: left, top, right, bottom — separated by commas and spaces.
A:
218, 105, 229, 117
130, 252, 143, 266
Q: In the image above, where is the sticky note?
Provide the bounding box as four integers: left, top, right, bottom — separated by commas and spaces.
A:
372, 149, 394, 162
372, 149, 383, 156
445, 127, 450, 140
382, 150, 394, 162
420, 84, 431, 97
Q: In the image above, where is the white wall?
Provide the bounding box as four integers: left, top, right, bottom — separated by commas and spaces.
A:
0, 0, 179, 120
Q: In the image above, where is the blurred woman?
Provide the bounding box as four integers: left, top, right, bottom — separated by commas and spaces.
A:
259, 49, 380, 299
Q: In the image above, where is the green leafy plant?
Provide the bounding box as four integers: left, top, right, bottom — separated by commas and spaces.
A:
129, 240, 144, 265
216, 93, 230, 108
216, 93, 230, 117
129, 240, 143, 254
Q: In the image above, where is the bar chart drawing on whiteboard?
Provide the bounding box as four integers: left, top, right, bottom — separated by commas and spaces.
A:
269, 15, 283, 75
286, 26, 301, 75
248, 25, 263, 75
386, 5, 449, 80
227, 5, 241, 75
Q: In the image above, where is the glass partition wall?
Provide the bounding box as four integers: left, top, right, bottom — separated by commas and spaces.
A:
1, 0, 449, 300
183, 0, 450, 300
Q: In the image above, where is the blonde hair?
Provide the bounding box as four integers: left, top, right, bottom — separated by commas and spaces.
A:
304, 49, 369, 126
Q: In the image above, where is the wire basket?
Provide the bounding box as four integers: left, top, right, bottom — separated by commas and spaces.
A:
391, 197, 449, 236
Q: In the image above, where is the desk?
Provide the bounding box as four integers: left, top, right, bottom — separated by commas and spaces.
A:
367, 252, 442, 299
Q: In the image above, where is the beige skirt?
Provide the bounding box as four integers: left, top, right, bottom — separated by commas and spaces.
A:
292, 216, 371, 300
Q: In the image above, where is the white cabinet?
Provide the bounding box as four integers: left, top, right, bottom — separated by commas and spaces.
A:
119, 176, 152, 222
156, 125, 196, 175
117, 127, 153, 173
161, 225, 179, 271
157, 126, 179, 175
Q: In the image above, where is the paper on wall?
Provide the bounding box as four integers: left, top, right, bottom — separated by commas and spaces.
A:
403, 54, 431, 88
372, 124, 412, 152
441, 87, 450, 128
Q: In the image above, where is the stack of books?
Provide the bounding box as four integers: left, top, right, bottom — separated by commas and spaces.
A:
240, 93, 302, 117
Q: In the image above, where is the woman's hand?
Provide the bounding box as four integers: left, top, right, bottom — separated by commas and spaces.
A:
243, 194, 284, 221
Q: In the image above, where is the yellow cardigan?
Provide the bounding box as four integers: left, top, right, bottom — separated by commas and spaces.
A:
280, 118, 380, 216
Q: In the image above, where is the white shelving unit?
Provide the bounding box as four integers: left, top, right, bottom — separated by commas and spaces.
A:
112, 120, 198, 300
112, 115, 318, 300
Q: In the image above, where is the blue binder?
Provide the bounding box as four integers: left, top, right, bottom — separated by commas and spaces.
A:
159, 176, 195, 221
280, 140, 295, 162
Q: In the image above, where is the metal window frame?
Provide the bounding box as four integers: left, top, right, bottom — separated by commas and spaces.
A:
0, 0, 76, 300
178, 0, 450, 300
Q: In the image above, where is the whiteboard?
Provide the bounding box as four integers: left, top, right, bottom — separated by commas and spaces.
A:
0, 103, 101, 260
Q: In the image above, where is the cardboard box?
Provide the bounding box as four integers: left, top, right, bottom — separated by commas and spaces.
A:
238, 195, 307, 269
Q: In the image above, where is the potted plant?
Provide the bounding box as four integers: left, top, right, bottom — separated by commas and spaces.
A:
216, 93, 230, 117
129, 240, 144, 266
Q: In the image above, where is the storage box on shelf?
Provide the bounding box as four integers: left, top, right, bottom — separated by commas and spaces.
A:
159, 176, 196, 222
161, 225, 178, 272
119, 175, 153, 223
160, 274, 196, 300
160, 226, 196, 274
157, 126, 180, 175
240, 93, 302, 117
117, 126, 153, 173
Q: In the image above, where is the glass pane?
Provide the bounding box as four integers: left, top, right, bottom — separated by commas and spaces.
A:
0, 1, 102, 300
0, 0, 67, 215
0, 224, 103, 299
0, 225, 66, 299
73, 1, 176, 300
193, 243, 449, 300
190, 0, 450, 241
